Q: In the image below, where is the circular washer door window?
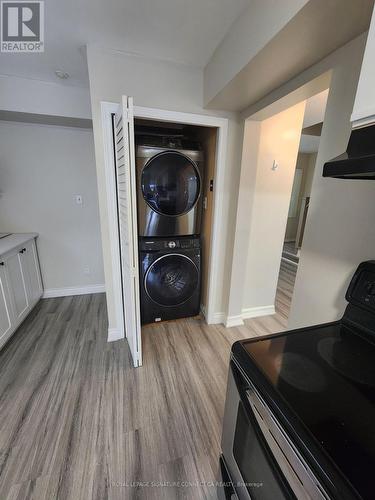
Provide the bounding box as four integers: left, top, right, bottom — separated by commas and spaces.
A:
141, 151, 200, 216
145, 254, 199, 306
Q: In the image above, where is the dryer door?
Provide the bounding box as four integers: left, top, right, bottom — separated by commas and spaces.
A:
141, 151, 201, 216
145, 254, 199, 306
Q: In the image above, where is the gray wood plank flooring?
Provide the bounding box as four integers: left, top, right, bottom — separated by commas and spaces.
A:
0, 265, 296, 499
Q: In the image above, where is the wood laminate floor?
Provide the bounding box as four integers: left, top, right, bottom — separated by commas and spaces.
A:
0, 264, 296, 500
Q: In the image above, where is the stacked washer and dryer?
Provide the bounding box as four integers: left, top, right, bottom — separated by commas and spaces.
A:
136, 134, 204, 324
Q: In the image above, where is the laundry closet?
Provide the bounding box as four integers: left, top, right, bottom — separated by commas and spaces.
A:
134, 118, 217, 324
112, 98, 221, 366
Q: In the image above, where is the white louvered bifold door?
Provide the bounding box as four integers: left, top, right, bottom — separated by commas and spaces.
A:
114, 96, 142, 367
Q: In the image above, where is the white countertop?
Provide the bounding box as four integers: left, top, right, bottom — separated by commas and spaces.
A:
0, 233, 38, 257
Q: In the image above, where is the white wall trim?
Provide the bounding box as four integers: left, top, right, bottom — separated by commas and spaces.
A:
351, 111, 375, 129
108, 328, 123, 342
225, 304, 276, 327
225, 314, 244, 328
210, 312, 226, 324
134, 105, 229, 128
101, 100, 229, 332
43, 284, 105, 298
242, 305, 276, 319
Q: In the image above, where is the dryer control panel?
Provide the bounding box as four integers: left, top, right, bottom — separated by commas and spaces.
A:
139, 237, 200, 252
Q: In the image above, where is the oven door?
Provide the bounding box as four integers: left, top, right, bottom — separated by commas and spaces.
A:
219, 360, 328, 500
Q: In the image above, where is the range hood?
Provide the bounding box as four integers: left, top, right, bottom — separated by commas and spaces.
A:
323, 124, 375, 179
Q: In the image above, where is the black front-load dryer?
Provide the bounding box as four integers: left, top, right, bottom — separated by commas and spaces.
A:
139, 236, 201, 324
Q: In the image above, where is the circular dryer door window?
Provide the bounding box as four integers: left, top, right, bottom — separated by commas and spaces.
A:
145, 254, 199, 307
141, 151, 201, 216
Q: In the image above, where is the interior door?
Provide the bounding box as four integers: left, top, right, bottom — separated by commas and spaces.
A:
114, 96, 142, 367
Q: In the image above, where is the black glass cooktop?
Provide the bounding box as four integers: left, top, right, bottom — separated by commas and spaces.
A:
242, 322, 375, 499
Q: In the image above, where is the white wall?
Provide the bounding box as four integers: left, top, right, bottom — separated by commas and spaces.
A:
86, 46, 244, 333
0, 75, 91, 120
204, 0, 309, 104
303, 89, 329, 128
204, 0, 371, 112
289, 34, 375, 328
0, 121, 104, 294
242, 102, 305, 312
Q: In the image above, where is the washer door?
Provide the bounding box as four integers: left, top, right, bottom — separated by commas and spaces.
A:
141, 151, 201, 216
145, 254, 199, 306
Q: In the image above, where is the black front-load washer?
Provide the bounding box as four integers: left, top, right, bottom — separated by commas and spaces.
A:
139, 236, 201, 324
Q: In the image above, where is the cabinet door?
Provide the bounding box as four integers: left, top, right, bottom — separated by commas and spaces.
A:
0, 264, 13, 340
351, 8, 375, 128
21, 240, 43, 305
5, 251, 29, 322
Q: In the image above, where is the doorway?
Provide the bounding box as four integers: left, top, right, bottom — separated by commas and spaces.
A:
227, 77, 331, 328
101, 100, 229, 366
276, 89, 329, 321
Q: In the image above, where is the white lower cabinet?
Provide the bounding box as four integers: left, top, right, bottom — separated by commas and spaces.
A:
20, 240, 43, 307
5, 251, 29, 323
0, 237, 43, 348
0, 265, 13, 340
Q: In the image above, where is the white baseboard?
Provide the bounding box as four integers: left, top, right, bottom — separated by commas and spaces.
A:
225, 314, 245, 328
42, 284, 105, 299
108, 328, 124, 342
200, 304, 226, 325
225, 305, 275, 328
207, 311, 226, 325
242, 305, 275, 319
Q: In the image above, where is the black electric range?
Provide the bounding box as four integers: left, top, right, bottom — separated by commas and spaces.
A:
219, 261, 375, 500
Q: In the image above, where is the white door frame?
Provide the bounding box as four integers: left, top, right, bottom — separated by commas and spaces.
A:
101, 101, 229, 336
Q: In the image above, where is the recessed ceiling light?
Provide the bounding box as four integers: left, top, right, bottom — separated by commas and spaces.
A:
55, 70, 70, 79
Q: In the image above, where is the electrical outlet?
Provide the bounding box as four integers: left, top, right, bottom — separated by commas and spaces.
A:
83, 266, 90, 275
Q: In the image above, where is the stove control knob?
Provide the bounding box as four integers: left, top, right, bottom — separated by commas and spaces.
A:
168, 241, 176, 249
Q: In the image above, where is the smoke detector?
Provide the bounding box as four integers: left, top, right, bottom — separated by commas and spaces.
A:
55, 70, 70, 79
